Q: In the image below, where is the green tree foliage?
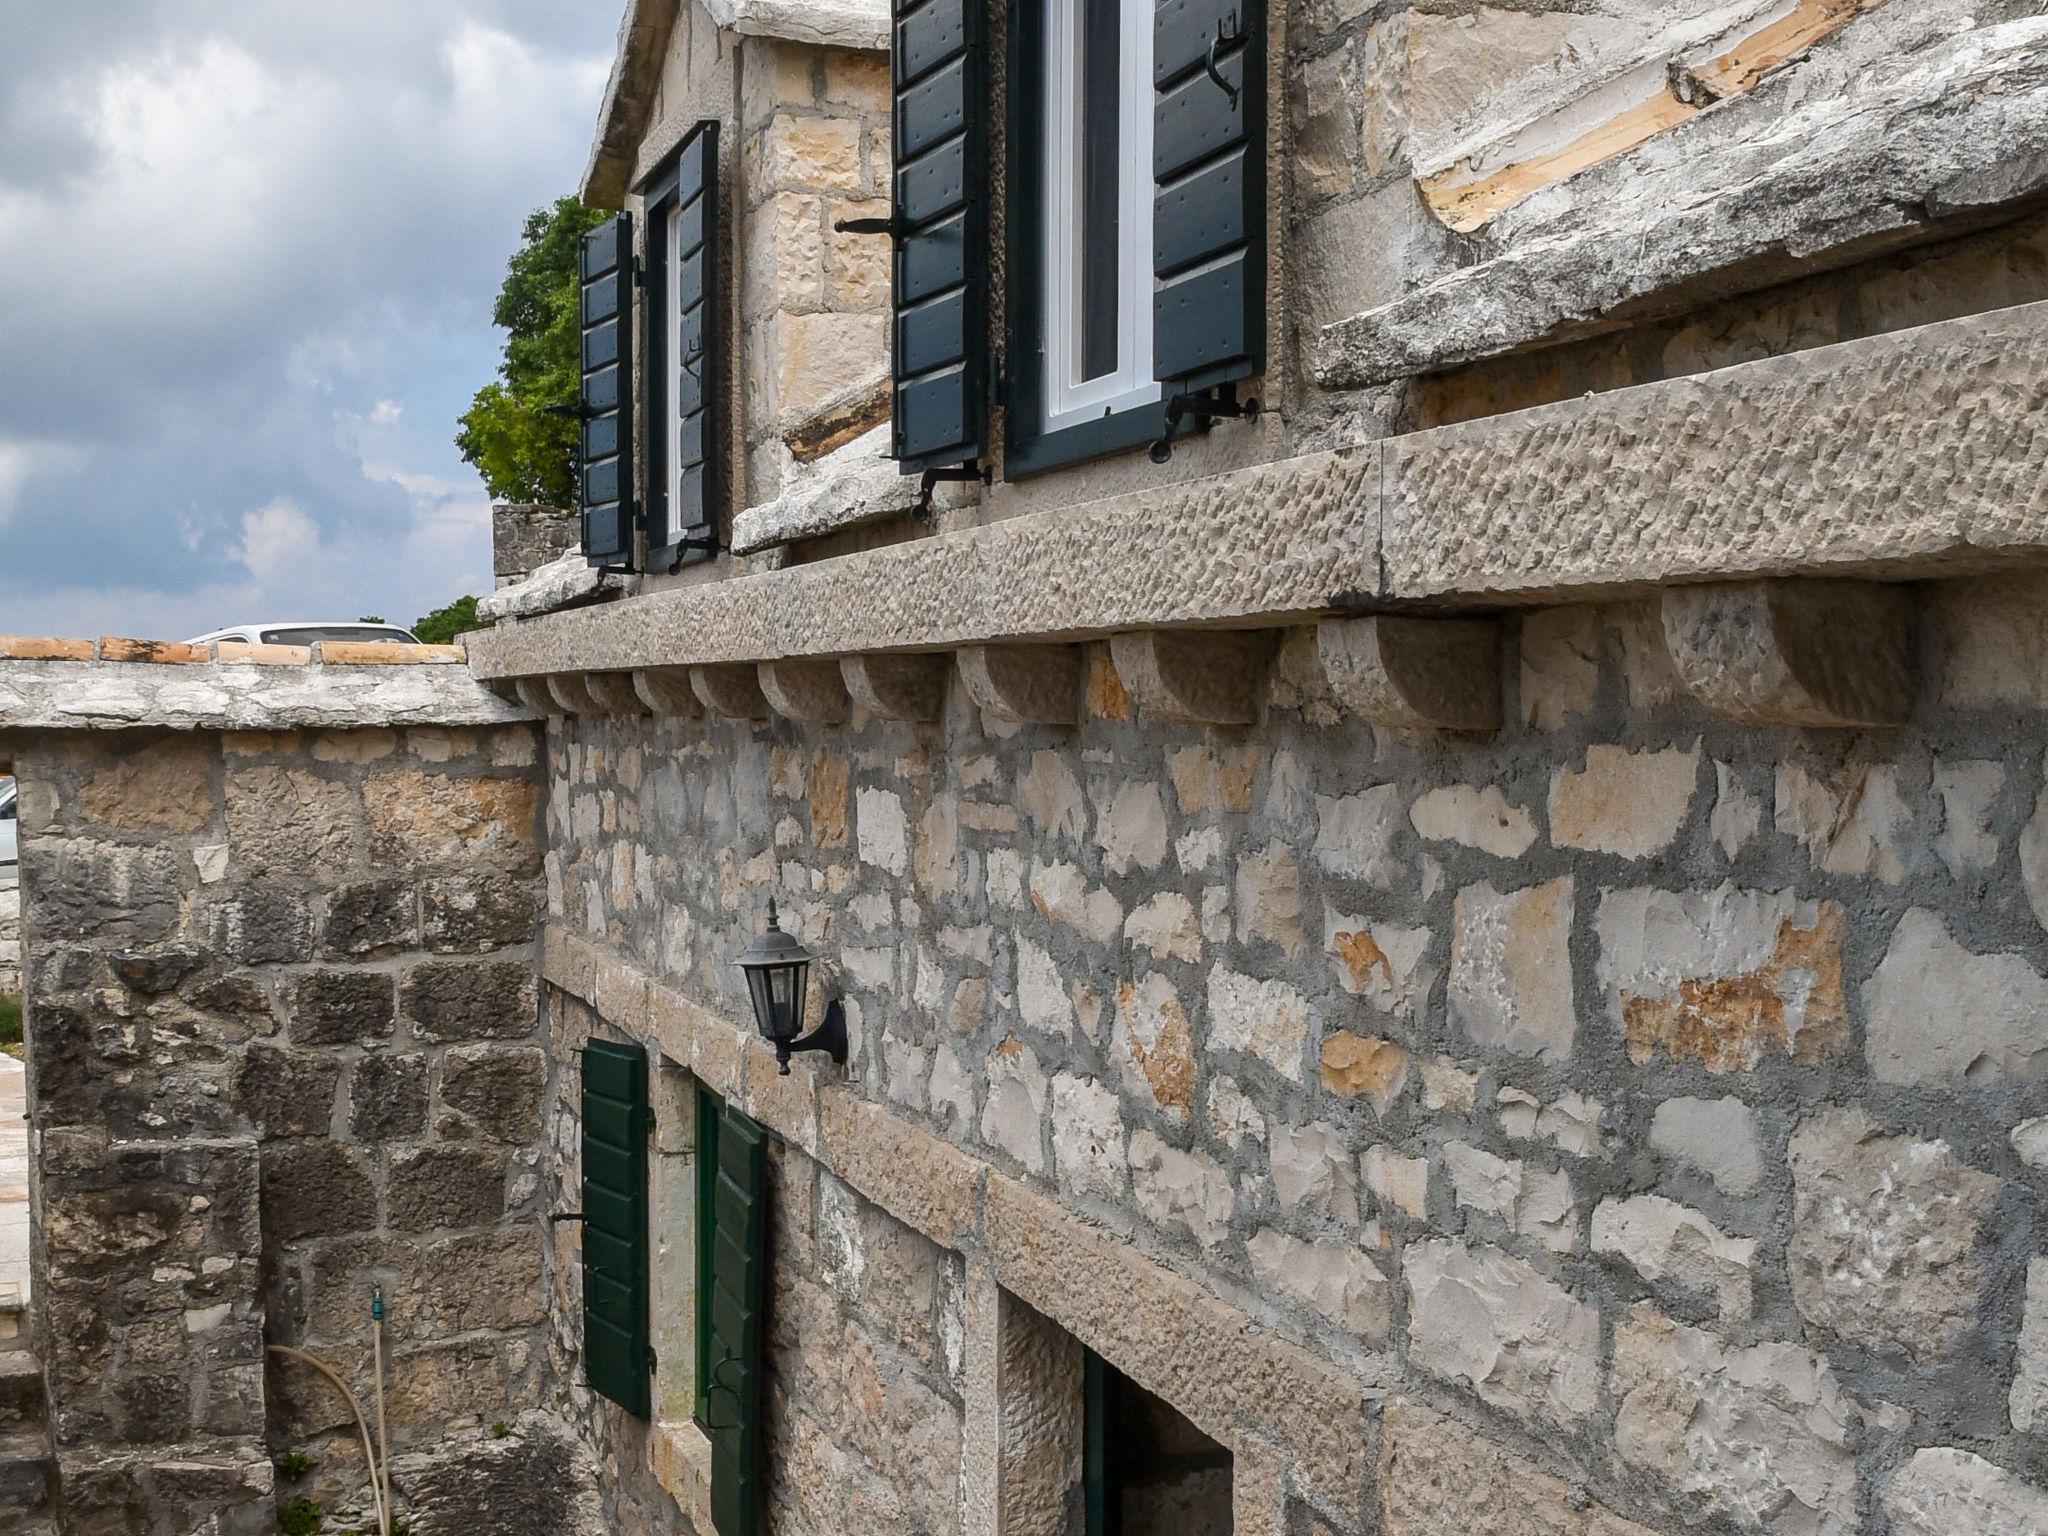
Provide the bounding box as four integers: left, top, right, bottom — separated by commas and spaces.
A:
457, 196, 610, 507
413, 594, 488, 646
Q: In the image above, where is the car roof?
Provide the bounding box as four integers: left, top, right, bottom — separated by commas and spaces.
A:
188, 621, 419, 641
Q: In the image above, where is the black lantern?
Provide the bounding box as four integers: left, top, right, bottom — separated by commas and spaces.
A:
736, 897, 848, 1075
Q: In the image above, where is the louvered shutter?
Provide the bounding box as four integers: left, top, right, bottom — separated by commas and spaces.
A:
707, 1105, 768, 1536
1152, 0, 1266, 391
889, 0, 989, 472
580, 1039, 650, 1418
579, 214, 637, 570
648, 123, 721, 570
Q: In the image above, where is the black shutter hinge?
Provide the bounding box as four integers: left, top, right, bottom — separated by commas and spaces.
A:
835, 211, 909, 247
1149, 387, 1268, 464
914, 463, 988, 519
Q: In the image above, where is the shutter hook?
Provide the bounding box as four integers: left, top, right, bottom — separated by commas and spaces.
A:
680, 343, 704, 380
1204, 15, 1242, 111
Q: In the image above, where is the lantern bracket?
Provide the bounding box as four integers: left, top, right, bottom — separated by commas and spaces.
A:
777, 998, 849, 1076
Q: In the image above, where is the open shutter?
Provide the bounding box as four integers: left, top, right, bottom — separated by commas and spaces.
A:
649, 123, 722, 570
581, 1039, 650, 1418
579, 213, 637, 570
888, 0, 990, 472
707, 1105, 768, 1536
1152, 0, 1266, 392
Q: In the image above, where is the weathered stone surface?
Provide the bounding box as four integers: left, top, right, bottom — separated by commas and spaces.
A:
1648, 1095, 1765, 1195
2012, 1257, 2048, 1435
320, 876, 420, 958
1787, 1108, 1998, 1362
1408, 783, 1536, 858
286, 969, 396, 1046
1883, 1447, 2048, 1536
1379, 1401, 1657, 1536
1592, 1194, 1755, 1323
367, 771, 539, 873
348, 1051, 429, 1141
579, 671, 646, 714
1108, 630, 1270, 725
1449, 877, 1575, 1060
389, 1419, 601, 1535
388, 1144, 508, 1231
261, 1141, 376, 1242
402, 960, 538, 1042
840, 653, 947, 721
477, 545, 608, 620
1548, 743, 1699, 859
980, 1036, 1048, 1173
957, 646, 1081, 725
632, 666, 704, 717
1405, 1239, 1599, 1426
1270, 1121, 1359, 1224
1864, 908, 2048, 1085
732, 423, 917, 554
1318, 1031, 1408, 1110
29, 838, 182, 942
759, 658, 852, 724
1661, 580, 1916, 727
421, 873, 535, 954
1775, 762, 1909, 882
1595, 884, 1846, 1071
76, 736, 214, 832
1128, 1129, 1234, 1248
1612, 1305, 1858, 1535
234, 1044, 340, 1138
1246, 1230, 1390, 1339
1319, 18, 2048, 387
439, 1045, 546, 1144
1048, 1073, 1124, 1200
1443, 1141, 1575, 1253
1316, 616, 1501, 730
692, 663, 771, 720
1206, 965, 1314, 1082
1112, 972, 1195, 1118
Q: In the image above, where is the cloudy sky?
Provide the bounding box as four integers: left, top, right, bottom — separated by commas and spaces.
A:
0, 2, 616, 640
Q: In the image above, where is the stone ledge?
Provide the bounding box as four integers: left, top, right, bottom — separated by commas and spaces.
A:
729, 424, 917, 556
0, 656, 534, 735
1318, 13, 2048, 387
467, 300, 2048, 681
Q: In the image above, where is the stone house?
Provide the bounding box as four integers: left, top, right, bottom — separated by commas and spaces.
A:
7, 0, 2048, 1533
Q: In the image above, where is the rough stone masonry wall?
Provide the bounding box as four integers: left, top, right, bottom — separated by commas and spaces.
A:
542, 574, 2048, 1534
0, 882, 19, 996
8, 717, 590, 1534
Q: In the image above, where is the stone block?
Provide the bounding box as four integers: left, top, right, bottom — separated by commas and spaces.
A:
29, 838, 183, 943
76, 736, 215, 833
286, 970, 396, 1046
1445, 1141, 1576, 1253
387, 1145, 508, 1232
385, 1337, 510, 1426
1591, 1194, 1755, 1323
1613, 1305, 1858, 1535
1660, 580, 1915, 727
1884, 1447, 2048, 1535
416, 1230, 546, 1338
234, 1044, 340, 1139
2013, 1257, 2048, 1434
1049, 1073, 1124, 1201
1787, 1108, 1998, 1363
1316, 615, 1502, 730
1648, 1095, 1765, 1195
1405, 1238, 1598, 1426
1270, 1121, 1359, 1224
1206, 964, 1313, 1083
420, 872, 536, 954
1379, 1400, 1657, 1536
320, 876, 420, 958
1408, 782, 1537, 858
366, 770, 539, 873
1595, 884, 1846, 1071
760, 114, 864, 191
1247, 1230, 1390, 1339
1864, 908, 2048, 1085
1129, 1129, 1234, 1248
401, 959, 538, 1042
1449, 876, 1575, 1060
224, 765, 359, 874
348, 1052, 429, 1141
260, 1141, 376, 1243
979, 1036, 1048, 1173
437, 1044, 546, 1144
1548, 743, 1699, 859
207, 881, 314, 964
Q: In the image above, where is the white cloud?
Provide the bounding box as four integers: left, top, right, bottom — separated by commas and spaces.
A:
369, 399, 404, 425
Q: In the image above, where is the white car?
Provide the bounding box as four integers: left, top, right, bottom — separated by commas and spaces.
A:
0, 777, 16, 879
186, 621, 422, 648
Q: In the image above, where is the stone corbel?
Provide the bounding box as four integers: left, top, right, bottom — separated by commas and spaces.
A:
1316, 615, 1502, 731
957, 645, 1080, 726
632, 667, 704, 718
841, 654, 948, 722
1109, 630, 1272, 725
545, 674, 607, 715
1660, 579, 1914, 726
759, 659, 851, 724
581, 672, 649, 714
512, 678, 558, 716
690, 663, 771, 721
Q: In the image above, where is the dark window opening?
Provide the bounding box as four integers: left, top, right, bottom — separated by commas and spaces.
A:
692, 1078, 724, 1428
1085, 1349, 1233, 1535
1076, 0, 1122, 383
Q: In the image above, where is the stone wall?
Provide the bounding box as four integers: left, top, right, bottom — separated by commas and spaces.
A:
0, 883, 18, 996
495, 503, 580, 588
534, 574, 2048, 1534
6, 710, 589, 1533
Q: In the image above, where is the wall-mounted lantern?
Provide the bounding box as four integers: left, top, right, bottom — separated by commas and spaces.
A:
736, 896, 848, 1075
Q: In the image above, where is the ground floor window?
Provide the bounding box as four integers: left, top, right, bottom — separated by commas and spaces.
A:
1085, 1348, 1234, 1533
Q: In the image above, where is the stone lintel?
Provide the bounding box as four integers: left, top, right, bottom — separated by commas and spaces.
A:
0, 658, 536, 734
1660, 579, 1915, 726
758, 658, 852, 724
691, 663, 771, 720
582, 672, 650, 714
958, 646, 1081, 725
464, 303, 2048, 683
633, 667, 704, 718
1317, 616, 1503, 731
841, 654, 947, 721
1109, 630, 1273, 725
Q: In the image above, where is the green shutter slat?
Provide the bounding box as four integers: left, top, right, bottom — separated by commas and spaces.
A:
888, 0, 988, 473
578, 213, 638, 570
707, 1104, 769, 1536
1152, 0, 1266, 394
580, 1039, 650, 1419
644, 120, 723, 571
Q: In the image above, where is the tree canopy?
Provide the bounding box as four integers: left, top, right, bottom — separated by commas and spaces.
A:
456, 196, 610, 508
413, 594, 486, 646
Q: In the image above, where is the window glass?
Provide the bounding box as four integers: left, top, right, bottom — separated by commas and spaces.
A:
260, 626, 417, 646
1043, 0, 1160, 433
693, 1079, 725, 1428
666, 203, 687, 534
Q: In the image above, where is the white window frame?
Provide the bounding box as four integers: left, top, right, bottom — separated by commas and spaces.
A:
665, 203, 687, 528
1041, 0, 1160, 435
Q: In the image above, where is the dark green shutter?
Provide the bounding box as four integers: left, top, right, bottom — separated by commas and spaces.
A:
1152, 0, 1266, 391
580, 1039, 650, 1418
579, 213, 637, 570
888, 0, 989, 472
647, 122, 721, 570
707, 1105, 768, 1536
